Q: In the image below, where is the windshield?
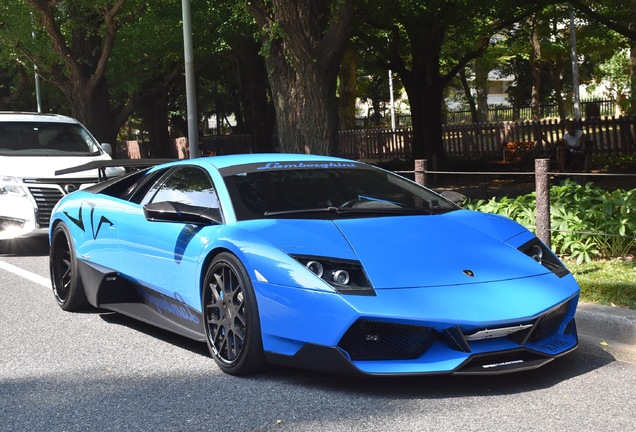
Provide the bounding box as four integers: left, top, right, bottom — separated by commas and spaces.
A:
221, 161, 458, 221
0, 122, 102, 156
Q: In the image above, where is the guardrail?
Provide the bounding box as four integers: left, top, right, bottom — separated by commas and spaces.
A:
409, 159, 636, 249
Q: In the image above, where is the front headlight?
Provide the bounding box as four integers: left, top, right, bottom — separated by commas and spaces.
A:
518, 239, 570, 278
0, 176, 27, 197
292, 255, 375, 296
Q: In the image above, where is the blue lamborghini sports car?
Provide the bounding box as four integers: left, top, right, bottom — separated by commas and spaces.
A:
49, 154, 580, 376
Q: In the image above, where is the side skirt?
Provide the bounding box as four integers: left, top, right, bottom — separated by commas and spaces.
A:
77, 260, 205, 342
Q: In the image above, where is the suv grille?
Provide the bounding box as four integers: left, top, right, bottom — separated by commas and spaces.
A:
26, 187, 64, 227
23, 177, 95, 228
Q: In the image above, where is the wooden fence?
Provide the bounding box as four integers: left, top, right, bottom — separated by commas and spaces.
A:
118, 116, 636, 161
442, 115, 636, 157
444, 99, 616, 124
116, 134, 252, 159
339, 115, 636, 160
338, 128, 412, 160
201, 134, 252, 156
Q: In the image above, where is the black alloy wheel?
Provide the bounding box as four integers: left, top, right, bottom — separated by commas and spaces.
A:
202, 252, 266, 375
50, 223, 89, 311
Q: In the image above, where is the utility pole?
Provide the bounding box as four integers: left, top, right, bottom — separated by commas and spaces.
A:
569, 4, 581, 120
31, 13, 42, 112
182, 0, 200, 158
33, 66, 42, 113
388, 69, 396, 148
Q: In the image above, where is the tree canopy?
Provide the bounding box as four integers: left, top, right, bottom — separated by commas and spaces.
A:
0, 0, 632, 160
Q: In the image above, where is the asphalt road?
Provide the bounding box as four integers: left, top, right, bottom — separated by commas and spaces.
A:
1, 237, 635, 432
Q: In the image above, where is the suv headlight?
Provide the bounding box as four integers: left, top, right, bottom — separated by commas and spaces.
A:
0, 176, 27, 197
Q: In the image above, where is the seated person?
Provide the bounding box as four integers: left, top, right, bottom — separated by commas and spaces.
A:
557, 120, 585, 172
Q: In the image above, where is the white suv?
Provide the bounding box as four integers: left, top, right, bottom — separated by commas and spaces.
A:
0, 112, 124, 239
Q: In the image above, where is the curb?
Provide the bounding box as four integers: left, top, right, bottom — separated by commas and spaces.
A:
575, 302, 636, 346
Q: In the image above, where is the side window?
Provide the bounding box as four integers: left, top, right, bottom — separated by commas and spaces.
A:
126, 168, 171, 204
144, 166, 220, 209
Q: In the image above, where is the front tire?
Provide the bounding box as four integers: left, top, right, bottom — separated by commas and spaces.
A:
50, 223, 90, 311
202, 252, 267, 375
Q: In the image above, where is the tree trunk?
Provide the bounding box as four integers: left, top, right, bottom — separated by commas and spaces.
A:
0, 67, 28, 110
392, 24, 447, 167
474, 57, 489, 123
338, 45, 357, 131
266, 52, 336, 154
403, 74, 445, 166
552, 65, 567, 120
247, 0, 353, 156
142, 92, 172, 158
459, 68, 479, 124
235, 39, 275, 153
63, 76, 115, 147
630, 40, 636, 115
27, 1, 122, 148
529, 15, 542, 121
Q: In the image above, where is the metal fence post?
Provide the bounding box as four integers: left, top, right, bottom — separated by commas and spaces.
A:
415, 159, 427, 186
535, 158, 551, 248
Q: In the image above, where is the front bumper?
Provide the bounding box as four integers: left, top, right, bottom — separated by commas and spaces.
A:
1, 178, 97, 240
267, 336, 578, 376
264, 302, 578, 375
255, 274, 580, 375
0, 193, 40, 240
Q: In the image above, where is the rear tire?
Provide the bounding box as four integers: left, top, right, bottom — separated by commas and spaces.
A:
50, 223, 90, 311
202, 252, 267, 375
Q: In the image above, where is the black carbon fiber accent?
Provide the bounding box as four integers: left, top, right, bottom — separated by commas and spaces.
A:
338, 320, 438, 360
528, 301, 571, 342
454, 350, 554, 375
444, 325, 471, 352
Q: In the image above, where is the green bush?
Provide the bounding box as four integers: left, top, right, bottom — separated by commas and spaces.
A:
590, 154, 636, 173
466, 179, 636, 263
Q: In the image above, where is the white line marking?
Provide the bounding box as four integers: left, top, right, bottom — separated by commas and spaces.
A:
0, 260, 50, 288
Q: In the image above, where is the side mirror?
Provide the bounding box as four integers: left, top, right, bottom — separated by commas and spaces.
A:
143, 201, 222, 225
101, 143, 113, 155
439, 190, 467, 206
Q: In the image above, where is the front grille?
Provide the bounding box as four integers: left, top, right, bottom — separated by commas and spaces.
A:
26, 187, 64, 227
23, 177, 96, 228
527, 301, 571, 342
338, 320, 438, 360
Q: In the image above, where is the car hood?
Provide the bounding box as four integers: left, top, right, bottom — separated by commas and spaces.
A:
244, 211, 550, 289
0, 153, 113, 179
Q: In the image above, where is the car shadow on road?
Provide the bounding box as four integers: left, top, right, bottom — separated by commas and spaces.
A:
0, 236, 50, 257
258, 346, 614, 398
95, 308, 616, 398
99, 311, 210, 357
261, 351, 614, 399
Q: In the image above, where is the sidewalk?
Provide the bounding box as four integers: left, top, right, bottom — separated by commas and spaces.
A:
576, 302, 636, 346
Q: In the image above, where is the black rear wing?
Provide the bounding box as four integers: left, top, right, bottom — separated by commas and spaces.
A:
55, 159, 177, 181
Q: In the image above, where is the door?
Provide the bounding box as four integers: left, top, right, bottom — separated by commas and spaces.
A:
117, 165, 223, 311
